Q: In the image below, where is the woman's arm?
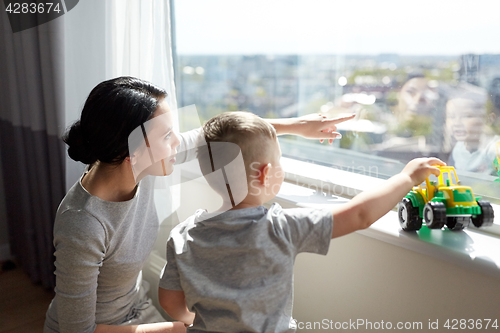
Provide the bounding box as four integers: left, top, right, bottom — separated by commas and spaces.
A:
53, 211, 107, 333
158, 288, 195, 326
175, 128, 203, 165
266, 113, 355, 143
176, 113, 355, 164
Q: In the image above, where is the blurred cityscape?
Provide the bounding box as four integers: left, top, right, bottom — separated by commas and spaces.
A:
176, 53, 500, 173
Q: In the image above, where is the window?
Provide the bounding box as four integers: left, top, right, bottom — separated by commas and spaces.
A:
172, 0, 500, 208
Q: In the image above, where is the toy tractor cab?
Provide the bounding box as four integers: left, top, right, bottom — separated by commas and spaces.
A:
398, 166, 494, 231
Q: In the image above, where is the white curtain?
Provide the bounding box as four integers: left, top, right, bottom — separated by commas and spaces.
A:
106, 0, 177, 113
64, 0, 178, 189
106, 0, 180, 219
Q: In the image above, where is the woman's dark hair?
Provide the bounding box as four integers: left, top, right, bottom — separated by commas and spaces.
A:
63, 76, 167, 165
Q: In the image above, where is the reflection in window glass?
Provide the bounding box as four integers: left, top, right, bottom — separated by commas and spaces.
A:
173, 0, 500, 201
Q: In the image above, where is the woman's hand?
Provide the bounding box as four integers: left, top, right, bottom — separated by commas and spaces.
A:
267, 113, 355, 144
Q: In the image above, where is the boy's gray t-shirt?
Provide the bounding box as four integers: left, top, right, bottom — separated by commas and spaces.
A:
159, 203, 333, 333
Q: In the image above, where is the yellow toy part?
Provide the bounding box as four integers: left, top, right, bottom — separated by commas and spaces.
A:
412, 165, 476, 207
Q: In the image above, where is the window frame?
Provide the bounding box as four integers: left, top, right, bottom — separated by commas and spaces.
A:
170, 0, 500, 261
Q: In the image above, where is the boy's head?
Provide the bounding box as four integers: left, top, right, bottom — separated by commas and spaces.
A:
445, 83, 489, 144
198, 111, 284, 206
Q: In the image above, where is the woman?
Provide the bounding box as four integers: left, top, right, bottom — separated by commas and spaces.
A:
44, 77, 351, 333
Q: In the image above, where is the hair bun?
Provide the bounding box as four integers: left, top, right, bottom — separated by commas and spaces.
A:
63, 121, 97, 164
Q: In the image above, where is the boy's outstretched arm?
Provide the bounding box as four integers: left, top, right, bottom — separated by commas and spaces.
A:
159, 288, 195, 327
331, 158, 445, 238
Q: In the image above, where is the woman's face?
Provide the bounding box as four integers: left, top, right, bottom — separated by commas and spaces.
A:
446, 98, 485, 143
398, 77, 438, 116
131, 99, 180, 180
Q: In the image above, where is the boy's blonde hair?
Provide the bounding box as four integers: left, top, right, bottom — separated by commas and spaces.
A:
199, 111, 277, 181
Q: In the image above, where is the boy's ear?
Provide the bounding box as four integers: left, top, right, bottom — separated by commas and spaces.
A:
259, 163, 271, 186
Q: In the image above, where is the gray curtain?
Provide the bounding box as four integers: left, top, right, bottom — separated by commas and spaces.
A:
0, 14, 65, 289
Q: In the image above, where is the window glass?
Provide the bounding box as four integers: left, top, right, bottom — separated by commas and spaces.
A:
173, 0, 500, 203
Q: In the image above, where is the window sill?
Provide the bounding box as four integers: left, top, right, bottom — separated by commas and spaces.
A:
277, 157, 500, 278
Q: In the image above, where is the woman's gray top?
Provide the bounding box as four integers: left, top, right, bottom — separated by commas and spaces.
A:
44, 128, 201, 333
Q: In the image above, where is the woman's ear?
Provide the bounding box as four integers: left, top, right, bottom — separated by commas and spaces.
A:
128, 154, 136, 166
259, 163, 271, 186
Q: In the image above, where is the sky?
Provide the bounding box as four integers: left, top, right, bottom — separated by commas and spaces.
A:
174, 0, 500, 55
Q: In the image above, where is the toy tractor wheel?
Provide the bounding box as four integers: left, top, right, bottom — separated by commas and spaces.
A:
471, 201, 494, 228
423, 202, 446, 229
398, 198, 422, 231
446, 216, 470, 231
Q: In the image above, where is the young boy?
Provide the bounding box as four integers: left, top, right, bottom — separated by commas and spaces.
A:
445, 83, 500, 175
158, 112, 444, 332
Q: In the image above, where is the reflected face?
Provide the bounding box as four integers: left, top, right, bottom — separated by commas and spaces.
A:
131, 99, 180, 179
399, 77, 438, 116
446, 98, 485, 143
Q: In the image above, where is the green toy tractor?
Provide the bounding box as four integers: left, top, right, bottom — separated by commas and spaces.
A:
398, 166, 494, 231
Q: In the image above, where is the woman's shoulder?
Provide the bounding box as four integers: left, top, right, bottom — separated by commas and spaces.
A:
54, 181, 107, 237
54, 208, 107, 243
58, 179, 89, 207
57, 173, 154, 219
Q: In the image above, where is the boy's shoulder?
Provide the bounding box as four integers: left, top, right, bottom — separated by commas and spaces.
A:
179, 203, 327, 222
171, 203, 330, 235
